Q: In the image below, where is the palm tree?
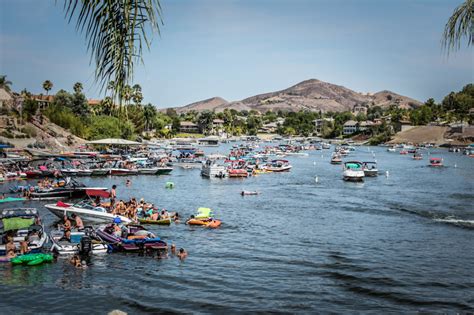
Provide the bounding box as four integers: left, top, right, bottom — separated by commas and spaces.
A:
442, 0, 473, 52
73, 82, 83, 94
132, 84, 142, 93
132, 91, 143, 106
100, 96, 114, 116
42, 80, 53, 95
0, 75, 12, 92
62, 1, 163, 105
122, 85, 133, 106
143, 103, 157, 131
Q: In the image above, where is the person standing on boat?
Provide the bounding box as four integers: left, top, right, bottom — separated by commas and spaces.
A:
60, 215, 72, 232
71, 213, 84, 231
110, 185, 117, 209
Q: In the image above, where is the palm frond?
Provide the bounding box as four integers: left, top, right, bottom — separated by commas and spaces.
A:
61, 0, 163, 104
442, 0, 473, 52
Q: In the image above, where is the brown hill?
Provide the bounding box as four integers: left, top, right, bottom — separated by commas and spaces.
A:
172, 79, 422, 113
174, 97, 228, 113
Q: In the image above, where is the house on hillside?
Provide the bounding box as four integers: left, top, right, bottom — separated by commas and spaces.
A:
88, 99, 101, 107
343, 120, 358, 135
32, 94, 54, 109
211, 119, 225, 135
259, 122, 278, 133
313, 118, 334, 134
352, 104, 367, 116
179, 121, 200, 133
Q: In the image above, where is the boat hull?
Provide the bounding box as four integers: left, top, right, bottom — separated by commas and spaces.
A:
45, 204, 131, 224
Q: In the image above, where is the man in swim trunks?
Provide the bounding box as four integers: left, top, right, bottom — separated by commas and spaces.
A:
71, 213, 84, 231
177, 248, 187, 260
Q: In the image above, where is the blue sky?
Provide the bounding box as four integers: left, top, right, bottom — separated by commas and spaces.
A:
0, 0, 472, 108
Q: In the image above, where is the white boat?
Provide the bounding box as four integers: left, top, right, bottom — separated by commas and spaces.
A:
0, 208, 49, 256
174, 158, 203, 169
137, 167, 159, 175
387, 147, 396, 152
45, 200, 131, 224
266, 160, 292, 172
284, 152, 309, 157
343, 161, 365, 182
201, 160, 227, 178
49, 228, 108, 255
362, 161, 378, 177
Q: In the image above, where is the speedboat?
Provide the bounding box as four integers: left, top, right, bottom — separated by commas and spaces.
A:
387, 147, 396, 152
0, 208, 48, 256
201, 160, 227, 178
45, 190, 131, 224
30, 179, 107, 200
49, 227, 108, 255
428, 157, 443, 167
362, 161, 378, 177
96, 224, 167, 252
174, 158, 203, 169
343, 161, 365, 182
330, 153, 342, 164
266, 160, 292, 172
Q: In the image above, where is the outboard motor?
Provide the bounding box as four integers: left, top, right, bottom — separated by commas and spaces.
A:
79, 235, 93, 258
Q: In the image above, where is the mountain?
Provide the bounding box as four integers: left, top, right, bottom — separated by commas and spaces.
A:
171, 79, 421, 113
173, 97, 228, 113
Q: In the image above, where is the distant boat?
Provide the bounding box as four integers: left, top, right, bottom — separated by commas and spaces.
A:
362, 161, 378, 177
428, 158, 443, 167
201, 160, 227, 178
343, 161, 365, 182
331, 153, 342, 164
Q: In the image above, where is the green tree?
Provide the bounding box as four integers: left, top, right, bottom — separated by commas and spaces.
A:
62, 1, 163, 106
442, 0, 473, 53
198, 111, 215, 135
0, 75, 12, 92
73, 82, 83, 94
42, 80, 53, 95
88, 116, 122, 140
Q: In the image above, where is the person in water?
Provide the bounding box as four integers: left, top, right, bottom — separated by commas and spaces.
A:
177, 248, 187, 260
170, 244, 176, 255
71, 213, 84, 231
70, 254, 85, 268
126, 179, 131, 186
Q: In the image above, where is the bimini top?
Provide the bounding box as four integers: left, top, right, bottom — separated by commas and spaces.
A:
344, 161, 363, 169
1, 208, 38, 219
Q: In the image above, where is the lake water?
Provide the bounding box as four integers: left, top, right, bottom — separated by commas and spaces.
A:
1, 145, 473, 314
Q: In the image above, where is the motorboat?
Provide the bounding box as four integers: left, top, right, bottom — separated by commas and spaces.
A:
362, 161, 378, 177
0, 208, 48, 256
228, 168, 248, 178
49, 227, 108, 255
266, 160, 292, 172
412, 152, 423, 160
96, 224, 167, 252
428, 157, 443, 167
90, 169, 110, 176
201, 160, 227, 178
330, 153, 342, 164
44, 190, 131, 224
30, 178, 107, 200
387, 147, 396, 152
155, 166, 173, 175
343, 161, 365, 182
174, 158, 203, 169
110, 168, 138, 175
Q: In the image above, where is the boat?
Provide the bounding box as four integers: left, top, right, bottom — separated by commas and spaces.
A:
0, 208, 48, 256
110, 168, 138, 175
30, 179, 107, 200
266, 160, 292, 172
137, 167, 160, 175
362, 161, 378, 177
201, 160, 227, 178
428, 157, 443, 167
90, 169, 110, 176
387, 147, 396, 152
400, 150, 408, 155
412, 152, 423, 160
0, 197, 27, 203
155, 166, 173, 175
330, 153, 342, 164
241, 191, 259, 196
49, 228, 108, 255
96, 224, 167, 252
138, 217, 172, 225
174, 158, 203, 169
186, 207, 221, 228
198, 136, 219, 147
343, 161, 365, 182
45, 190, 131, 224
228, 168, 249, 178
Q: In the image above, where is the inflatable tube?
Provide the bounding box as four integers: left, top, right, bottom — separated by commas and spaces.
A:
207, 220, 222, 228
165, 182, 174, 189
27, 258, 44, 266
187, 219, 209, 226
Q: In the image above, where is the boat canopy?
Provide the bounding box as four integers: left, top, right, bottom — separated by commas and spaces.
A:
86, 189, 110, 198
87, 138, 141, 146
1, 217, 34, 232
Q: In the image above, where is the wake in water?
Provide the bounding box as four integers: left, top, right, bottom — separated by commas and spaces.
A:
389, 205, 474, 229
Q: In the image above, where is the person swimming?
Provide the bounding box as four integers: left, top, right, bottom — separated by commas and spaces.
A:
177, 248, 187, 260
